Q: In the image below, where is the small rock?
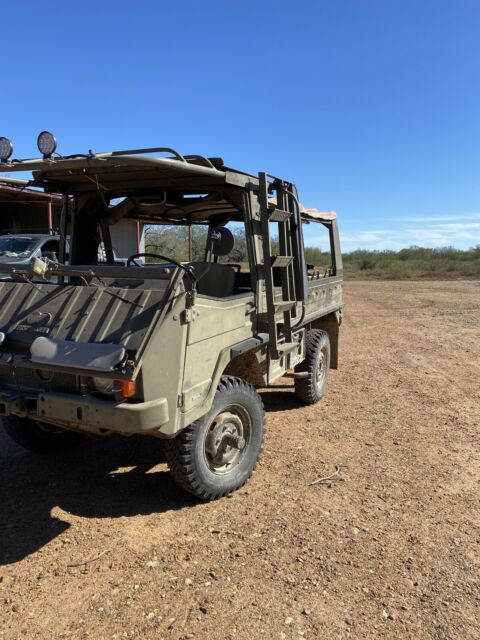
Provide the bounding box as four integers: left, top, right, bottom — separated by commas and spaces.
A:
146, 560, 158, 568
352, 527, 360, 535
302, 608, 311, 616
185, 578, 193, 586
285, 617, 294, 626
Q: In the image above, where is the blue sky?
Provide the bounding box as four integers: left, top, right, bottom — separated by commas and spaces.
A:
2, 0, 480, 251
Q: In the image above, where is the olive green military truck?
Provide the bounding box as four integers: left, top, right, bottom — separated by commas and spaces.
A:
0, 133, 343, 499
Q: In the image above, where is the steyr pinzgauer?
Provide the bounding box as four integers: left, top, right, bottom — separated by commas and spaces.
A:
0, 133, 343, 499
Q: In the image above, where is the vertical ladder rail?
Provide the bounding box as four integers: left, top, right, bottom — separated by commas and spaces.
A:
258, 172, 280, 359
275, 179, 294, 344
258, 173, 302, 361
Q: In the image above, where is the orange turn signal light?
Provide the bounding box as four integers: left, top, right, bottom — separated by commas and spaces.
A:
120, 380, 136, 399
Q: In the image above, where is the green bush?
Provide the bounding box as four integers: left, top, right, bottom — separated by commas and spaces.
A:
343, 245, 480, 279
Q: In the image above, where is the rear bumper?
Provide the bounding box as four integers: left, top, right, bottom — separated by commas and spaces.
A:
0, 390, 169, 435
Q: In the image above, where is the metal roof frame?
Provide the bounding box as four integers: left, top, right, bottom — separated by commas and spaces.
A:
0, 146, 257, 194
0, 145, 335, 224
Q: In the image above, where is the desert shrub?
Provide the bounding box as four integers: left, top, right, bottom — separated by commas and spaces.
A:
145, 228, 479, 279
343, 245, 480, 279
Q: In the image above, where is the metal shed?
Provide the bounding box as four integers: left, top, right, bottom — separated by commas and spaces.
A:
0, 179, 62, 234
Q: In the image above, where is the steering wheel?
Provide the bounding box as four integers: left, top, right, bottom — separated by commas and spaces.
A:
126, 253, 196, 282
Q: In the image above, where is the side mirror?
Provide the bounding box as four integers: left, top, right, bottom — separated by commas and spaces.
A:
209, 227, 234, 257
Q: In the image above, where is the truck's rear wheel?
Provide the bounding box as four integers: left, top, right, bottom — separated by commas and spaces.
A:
294, 329, 330, 404
2, 416, 85, 454
165, 376, 265, 500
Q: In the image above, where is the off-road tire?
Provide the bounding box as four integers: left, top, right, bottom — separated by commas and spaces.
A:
2, 416, 86, 454
294, 329, 330, 404
165, 376, 265, 500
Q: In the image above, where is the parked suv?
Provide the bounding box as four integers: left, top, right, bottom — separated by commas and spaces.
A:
0, 234, 61, 269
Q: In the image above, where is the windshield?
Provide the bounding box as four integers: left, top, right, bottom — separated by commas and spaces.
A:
0, 237, 37, 257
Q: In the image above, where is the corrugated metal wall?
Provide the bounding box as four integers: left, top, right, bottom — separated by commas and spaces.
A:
110, 219, 145, 259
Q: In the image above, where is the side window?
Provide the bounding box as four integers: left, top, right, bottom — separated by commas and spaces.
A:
216, 221, 252, 294
145, 225, 209, 262
304, 222, 334, 279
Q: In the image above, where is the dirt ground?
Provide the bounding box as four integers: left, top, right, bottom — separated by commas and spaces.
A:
0, 281, 479, 640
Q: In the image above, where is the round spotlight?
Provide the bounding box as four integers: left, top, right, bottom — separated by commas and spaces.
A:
37, 131, 57, 157
0, 137, 13, 162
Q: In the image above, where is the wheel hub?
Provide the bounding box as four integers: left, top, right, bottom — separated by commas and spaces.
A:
205, 411, 245, 471
316, 350, 326, 384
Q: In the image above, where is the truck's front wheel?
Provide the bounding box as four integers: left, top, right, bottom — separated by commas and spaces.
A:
165, 376, 265, 500
3, 416, 86, 453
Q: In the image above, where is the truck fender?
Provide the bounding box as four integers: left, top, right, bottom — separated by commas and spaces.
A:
310, 310, 341, 369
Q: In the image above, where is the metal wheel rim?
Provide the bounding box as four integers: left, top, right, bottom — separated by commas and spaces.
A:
203, 404, 251, 475
315, 348, 327, 387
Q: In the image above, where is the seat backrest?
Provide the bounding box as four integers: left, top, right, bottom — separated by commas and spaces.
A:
189, 262, 236, 298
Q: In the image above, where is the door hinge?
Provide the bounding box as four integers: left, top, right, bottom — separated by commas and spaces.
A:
182, 308, 193, 324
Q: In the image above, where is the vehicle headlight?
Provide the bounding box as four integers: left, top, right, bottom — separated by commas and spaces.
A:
91, 377, 136, 399
92, 377, 115, 395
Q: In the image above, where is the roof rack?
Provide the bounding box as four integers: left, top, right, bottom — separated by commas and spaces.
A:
0, 145, 237, 192
99, 146, 187, 160
91, 147, 224, 170
0, 176, 31, 187
1, 145, 223, 171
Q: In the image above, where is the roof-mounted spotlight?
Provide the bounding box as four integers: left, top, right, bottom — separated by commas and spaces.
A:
37, 131, 57, 158
0, 137, 13, 162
